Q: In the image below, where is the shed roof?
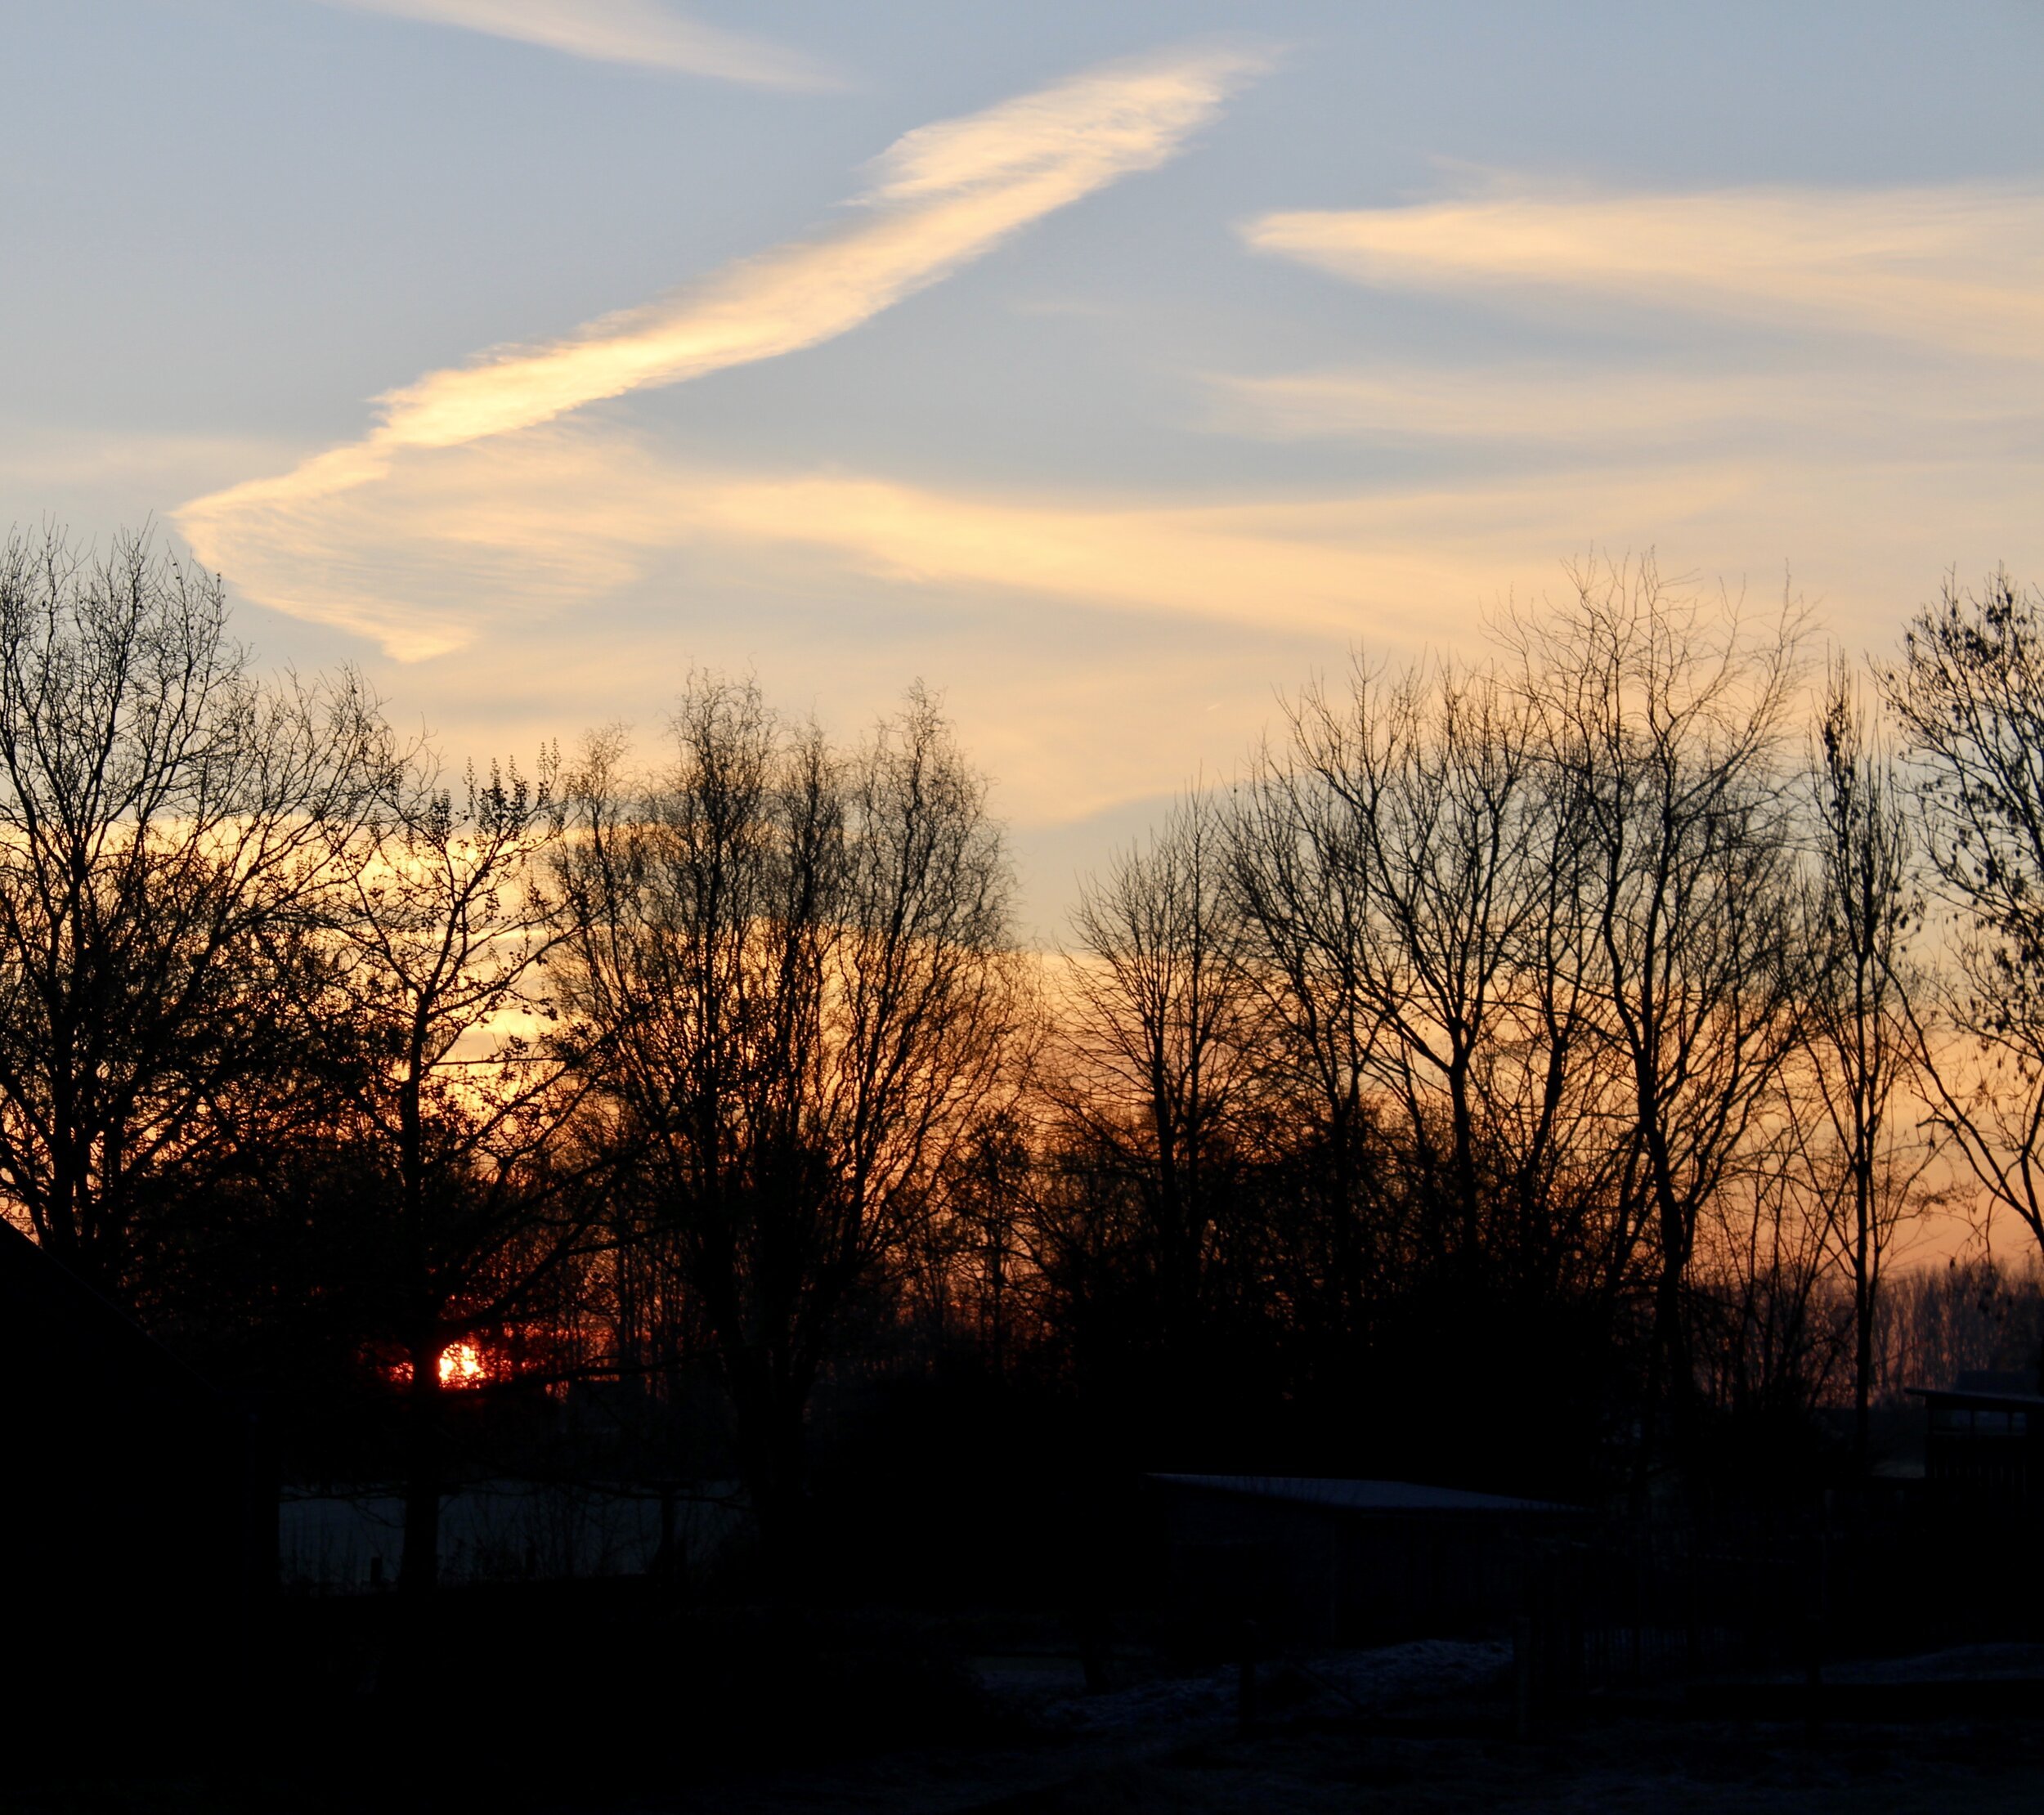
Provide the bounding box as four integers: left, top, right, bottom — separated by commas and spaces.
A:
1150, 1473, 1571, 1515
1907, 1387, 2044, 1414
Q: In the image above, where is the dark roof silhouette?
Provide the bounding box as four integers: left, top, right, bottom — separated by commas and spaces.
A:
1150, 1473, 1570, 1514
1906, 1383, 2044, 1412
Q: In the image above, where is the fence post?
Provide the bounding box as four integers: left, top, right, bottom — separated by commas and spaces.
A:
1629, 1543, 1644, 1681
1684, 1542, 1698, 1674
1569, 1545, 1588, 1699
1513, 1615, 1535, 1740
1804, 1512, 1828, 1738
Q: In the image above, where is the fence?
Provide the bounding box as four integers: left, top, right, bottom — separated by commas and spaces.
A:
1521, 1518, 1808, 1699
278, 1477, 746, 1591
1520, 1494, 2044, 1704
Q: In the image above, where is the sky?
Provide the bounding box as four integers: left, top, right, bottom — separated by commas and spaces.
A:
4, 1, 2042, 939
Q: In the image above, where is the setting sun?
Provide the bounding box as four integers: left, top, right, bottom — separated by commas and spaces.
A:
438, 1342, 486, 1387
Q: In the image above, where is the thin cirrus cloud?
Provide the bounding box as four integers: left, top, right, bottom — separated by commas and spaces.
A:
1211, 366, 1798, 446
206, 415, 2041, 827
187, 419, 1749, 662
1244, 178, 2044, 361
314, 0, 837, 87
178, 42, 1269, 655
1207, 361, 2044, 451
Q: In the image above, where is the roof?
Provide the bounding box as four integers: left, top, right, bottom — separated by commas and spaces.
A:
1149, 1473, 1572, 1515
1906, 1386, 2044, 1414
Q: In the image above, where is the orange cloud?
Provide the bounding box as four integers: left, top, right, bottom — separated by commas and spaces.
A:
172, 419, 1754, 657
1206, 361, 2042, 449
1246, 179, 2044, 360
316, 0, 836, 87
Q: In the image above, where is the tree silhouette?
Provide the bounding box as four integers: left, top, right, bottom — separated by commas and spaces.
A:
558, 678, 1020, 1566
0, 529, 383, 1298
318, 744, 594, 1593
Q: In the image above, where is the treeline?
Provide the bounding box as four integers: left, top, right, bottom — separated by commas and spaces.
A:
7, 528, 2044, 1588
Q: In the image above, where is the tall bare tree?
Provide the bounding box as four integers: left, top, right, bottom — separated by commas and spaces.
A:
558, 679, 1019, 1563
1504, 557, 1810, 1459
320, 746, 591, 1593
0, 529, 383, 1297
1880, 570, 2044, 1379
1225, 704, 1389, 1345
1057, 794, 1257, 1360
1228, 654, 1637, 1342
1302, 661, 1575, 1260
1799, 657, 1928, 1463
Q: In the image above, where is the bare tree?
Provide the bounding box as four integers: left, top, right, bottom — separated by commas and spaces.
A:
1692, 1154, 1845, 1435
1056, 794, 1258, 1361
1225, 701, 1391, 1344
1262, 661, 1535, 1262
1877, 1253, 2044, 1399
899, 1101, 1040, 1369
1504, 557, 1810, 1462
558, 678, 1020, 1565
1227, 653, 1637, 1358
0, 528, 383, 1297
1880, 570, 2044, 1380
1797, 657, 1930, 1463
320, 746, 592, 1593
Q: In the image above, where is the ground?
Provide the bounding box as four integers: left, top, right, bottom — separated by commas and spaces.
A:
8, 1641, 2043, 1813
652, 1640, 2044, 1814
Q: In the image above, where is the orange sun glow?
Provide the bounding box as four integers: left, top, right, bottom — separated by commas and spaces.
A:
438, 1342, 486, 1387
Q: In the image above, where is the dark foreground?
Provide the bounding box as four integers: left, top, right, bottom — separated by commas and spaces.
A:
7, 1635, 2044, 1815
953, 1713, 2044, 1815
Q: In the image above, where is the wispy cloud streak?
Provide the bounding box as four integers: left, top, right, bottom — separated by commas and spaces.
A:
1208, 361, 2044, 449
316, 0, 836, 87
182, 423, 1748, 658
181, 43, 1266, 649
1246, 179, 2044, 360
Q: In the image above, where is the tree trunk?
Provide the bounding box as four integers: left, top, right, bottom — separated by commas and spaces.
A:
1853, 1248, 1874, 1475
400, 1334, 444, 1596
733, 1367, 811, 1587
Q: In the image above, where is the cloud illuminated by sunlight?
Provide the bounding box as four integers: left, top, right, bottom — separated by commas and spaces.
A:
373, 47, 1261, 451
195, 419, 2044, 831
1245, 179, 2044, 361
177, 420, 1752, 658
178, 41, 1268, 652
1208, 361, 2044, 450
316, 0, 836, 87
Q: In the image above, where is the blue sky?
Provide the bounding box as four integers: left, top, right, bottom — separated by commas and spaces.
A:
4, 1, 2042, 935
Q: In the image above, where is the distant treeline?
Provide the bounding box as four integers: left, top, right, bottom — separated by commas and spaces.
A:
5, 527, 2043, 1587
